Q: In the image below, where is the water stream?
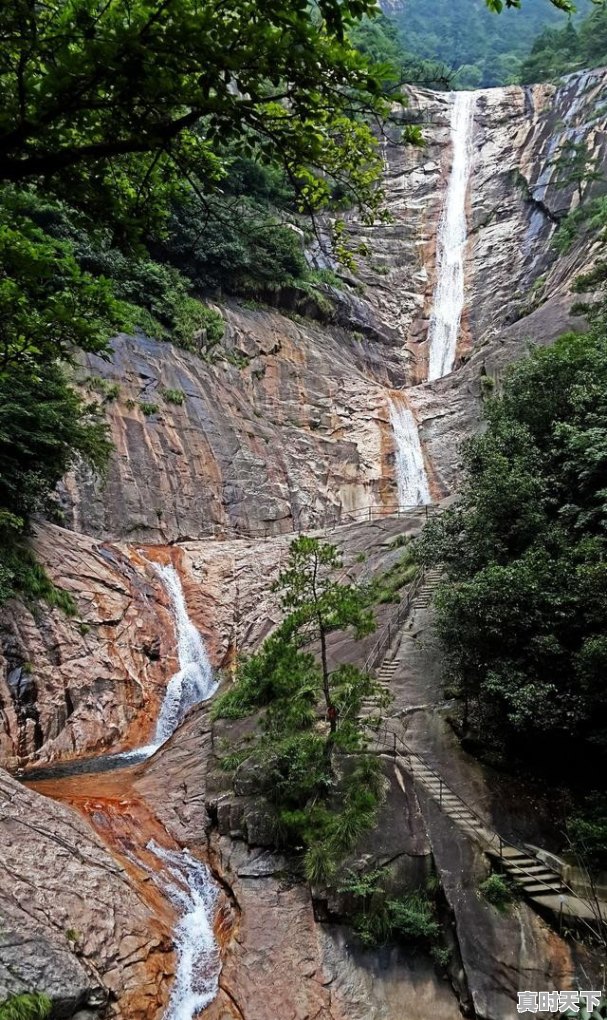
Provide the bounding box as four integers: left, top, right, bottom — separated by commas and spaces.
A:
117, 564, 221, 1019
149, 842, 222, 1020
427, 90, 476, 381
389, 396, 431, 506
123, 563, 218, 762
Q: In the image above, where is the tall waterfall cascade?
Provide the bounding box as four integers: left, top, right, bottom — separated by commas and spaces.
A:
427, 90, 477, 381
389, 396, 431, 506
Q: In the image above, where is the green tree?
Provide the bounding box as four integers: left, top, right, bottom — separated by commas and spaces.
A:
0, 0, 402, 602
420, 331, 607, 767
214, 536, 387, 883
275, 536, 376, 741
0, 0, 396, 223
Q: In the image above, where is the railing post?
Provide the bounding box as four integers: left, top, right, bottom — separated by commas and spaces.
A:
439, 779, 443, 808
498, 836, 503, 859
393, 732, 396, 757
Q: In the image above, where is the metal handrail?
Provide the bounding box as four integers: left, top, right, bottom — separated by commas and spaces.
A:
158, 501, 439, 545
369, 721, 606, 944
362, 567, 427, 675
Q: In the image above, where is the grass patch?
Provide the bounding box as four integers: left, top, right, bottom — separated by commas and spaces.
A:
0, 994, 53, 1020
368, 544, 418, 605
84, 376, 120, 401
161, 387, 185, 406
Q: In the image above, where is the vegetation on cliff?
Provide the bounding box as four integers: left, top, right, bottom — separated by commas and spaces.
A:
421, 329, 607, 775
0, 995, 52, 1020
214, 536, 387, 885
0, 0, 404, 604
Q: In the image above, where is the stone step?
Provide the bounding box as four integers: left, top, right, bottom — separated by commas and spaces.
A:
521, 880, 565, 895
508, 863, 554, 876
511, 872, 561, 888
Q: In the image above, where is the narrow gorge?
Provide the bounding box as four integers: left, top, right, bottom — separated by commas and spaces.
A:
2, 62, 607, 1020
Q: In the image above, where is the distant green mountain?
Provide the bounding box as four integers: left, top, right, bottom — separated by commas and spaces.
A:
381, 0, 592, 87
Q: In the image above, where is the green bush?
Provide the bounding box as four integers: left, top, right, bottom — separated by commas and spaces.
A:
479, 873, 513, 911
419, 331, 607, 766
0, 994, 52, 1020
568, 794, 607, 870
85, 376, 120, 401
161, 388, 185, 406
139, 402, 159, 417
352, 886, 442, 951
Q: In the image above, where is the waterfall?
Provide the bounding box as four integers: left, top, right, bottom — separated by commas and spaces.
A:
427, 90, 476, 382
152, 564, 217, 746
119, 563, 217, 762
389, 396, 431, 506
148, 843, 221, 1020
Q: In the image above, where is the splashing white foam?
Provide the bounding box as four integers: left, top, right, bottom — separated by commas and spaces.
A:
117, 563, 217, 762
389, 396, 431, 506
427, 91, 476, 381
152, 564, 217, 745
148, 842, 221, 1019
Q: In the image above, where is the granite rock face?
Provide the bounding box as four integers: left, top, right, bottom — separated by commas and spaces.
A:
1, 71, 606, 1020
0, 512, 429, 765
55, 70, 607, 538
0, 768, 174, 1019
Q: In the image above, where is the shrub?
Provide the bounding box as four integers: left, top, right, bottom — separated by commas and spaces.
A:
353, 889, 442, 950
139, 402, 159, 417
568, 794, 607, 870
161, 388, 185, 406
0, 994, 53, 1020
479, 873, 513, 911
85, 376, 120, 401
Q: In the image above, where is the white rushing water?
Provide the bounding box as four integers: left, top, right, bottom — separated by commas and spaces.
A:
389, 396, 431, 506
119, 563, 217, 762
148, 842, 221, 1020
152, 563, 218, 745
427, 90, 476, 382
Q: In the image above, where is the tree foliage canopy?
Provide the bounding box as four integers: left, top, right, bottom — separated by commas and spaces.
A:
421, 332, 607, 769
0, 0, 397, 223
0, 0, 400, 604
214, 536, 385, 885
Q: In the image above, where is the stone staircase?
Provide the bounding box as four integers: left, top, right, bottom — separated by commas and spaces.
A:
413, 568, 443, 611
360, 656, 399, 719
357, 566, 605, 939
360, 567, 442, 720
402, 752, 567, 899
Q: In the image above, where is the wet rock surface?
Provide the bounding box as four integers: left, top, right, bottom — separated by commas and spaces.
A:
53, 71, 607, 537
0, 769, 174, 1019
1, 72, 606, 1020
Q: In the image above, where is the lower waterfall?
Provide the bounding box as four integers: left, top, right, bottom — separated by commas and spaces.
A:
149, 842, 221, 1020
121, 563, 218, 761
148, 569, 221, 1019
152, 563, 218, 745
389, 396, 431, 506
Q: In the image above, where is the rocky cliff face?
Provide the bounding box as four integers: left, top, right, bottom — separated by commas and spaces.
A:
55, 70, 607, 540
1, 70, 607, 1020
